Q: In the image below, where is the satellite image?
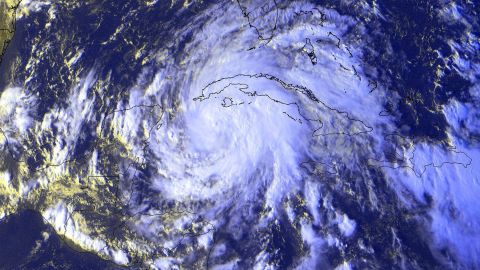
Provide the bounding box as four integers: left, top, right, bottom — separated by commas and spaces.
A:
0, 0, 479, 269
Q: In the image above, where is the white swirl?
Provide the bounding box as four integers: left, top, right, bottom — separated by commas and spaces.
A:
110, 2, 386, 253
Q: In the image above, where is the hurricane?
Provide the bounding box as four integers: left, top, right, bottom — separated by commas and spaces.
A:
0, 0, 479, 269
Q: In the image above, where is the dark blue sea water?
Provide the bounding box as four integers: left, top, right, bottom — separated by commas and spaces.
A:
0, 210, 122, 270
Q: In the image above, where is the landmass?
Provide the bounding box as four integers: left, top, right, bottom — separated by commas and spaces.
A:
0, 0, 21, 67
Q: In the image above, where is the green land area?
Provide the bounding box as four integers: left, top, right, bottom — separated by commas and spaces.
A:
0, 0, 21, 65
